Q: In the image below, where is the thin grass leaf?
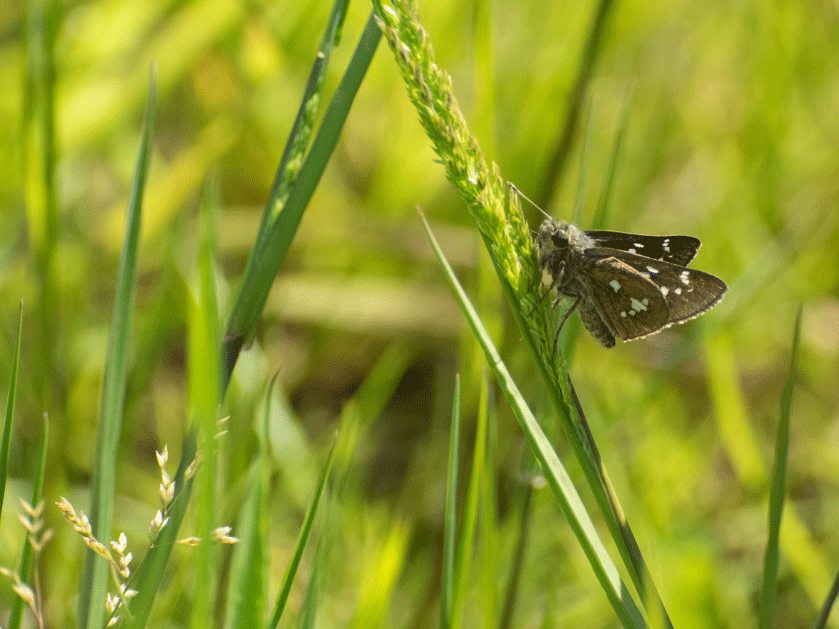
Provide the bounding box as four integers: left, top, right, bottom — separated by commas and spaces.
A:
80, 68, 156, 629
535, 0, 616, 207
419, 209, 646, 629
189, 183, 222, 629
7, 415, 49, 629
349, 523, 410, 629
222, 376, 276, 629
591, 90, 632, 230
572, 101, 595, 226
497, 483, 533, 629
759, 305, 802, 628
811, 566, 839, 629
451, 374, 490, 627
441, 374, 461, 629
223, 10, 381, 386
479, 383, 500, 627
0, 303, 22, 524
266, 432, 338, 629
298, 533, 329, 629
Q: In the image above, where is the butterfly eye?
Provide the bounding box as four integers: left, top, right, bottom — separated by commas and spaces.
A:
551, 234, 568, 248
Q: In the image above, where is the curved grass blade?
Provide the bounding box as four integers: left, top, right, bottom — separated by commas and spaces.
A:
188, 182, 222, 629
759, 305, 802, 628
536, 0, 616, 207
266, 432, 337, 629
0, 303, 22, 525
812, 567, 839, 629
7, 415, 49, 629
223, 375, 277, 629
441, 374, 460, 629
419, 209, 646, 629
80, 68, 156, 629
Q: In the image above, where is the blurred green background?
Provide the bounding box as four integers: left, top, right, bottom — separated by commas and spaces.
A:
1, 0, 838, 626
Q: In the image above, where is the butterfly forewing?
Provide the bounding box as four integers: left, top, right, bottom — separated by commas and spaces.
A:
656, 266, 728, 324
586, 256, 670, 340
584, 231, 701, 266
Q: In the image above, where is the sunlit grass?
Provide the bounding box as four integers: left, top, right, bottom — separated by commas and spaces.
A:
0, 0, 837, 627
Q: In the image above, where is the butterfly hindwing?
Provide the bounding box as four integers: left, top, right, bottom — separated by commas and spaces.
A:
585, 255, 670, 341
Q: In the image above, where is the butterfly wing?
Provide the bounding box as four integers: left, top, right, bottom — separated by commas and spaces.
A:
585, 255, 670, 341
589, 247, 727, 335
584, 231, 701, 266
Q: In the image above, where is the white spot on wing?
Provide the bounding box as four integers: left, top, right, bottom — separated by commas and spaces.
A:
660, 286, 669, 297
675, 288, 682, 295
609, 280, 621, 292
646, 265, 659, 274
634, 242, 644, 248
680, 270, 691, 285
630, 298, 648, 312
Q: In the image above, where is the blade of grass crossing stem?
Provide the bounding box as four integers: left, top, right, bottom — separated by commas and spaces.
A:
266, 433, 338, 629
759, 305, 802, 629
8, 415, 48, 629
223, 12, 381, 385
451, 375, 489, 627
0, 303, 22, 524
189, 184, 222, 629
223, 376, 275, 629
80, 69, 156, 629
441, 374, 460, 629
418, 209, 646, 628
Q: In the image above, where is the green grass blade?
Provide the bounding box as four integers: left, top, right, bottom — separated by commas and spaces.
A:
441, 374, 461, 629
591, 90, 632, 230
0, 303, 22, 524
223, 11, 381, 386
253, 0, 350, 259
419, 209, 646, 629
811, 566, 839, 629
224, 376, 277, 629
189, 183, 222, 629
759, 305, 802, 628
497, 483, 533, 629
451, 374, 489, 627
7, 415, 49, 629
80, 68, 156, 629
535, 0, 616, 207
266, 432, 338, 629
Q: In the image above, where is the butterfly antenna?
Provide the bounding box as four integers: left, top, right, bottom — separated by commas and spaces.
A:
509, 182, 552, 220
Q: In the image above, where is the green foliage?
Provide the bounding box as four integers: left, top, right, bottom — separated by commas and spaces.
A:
0, 0, 837, 627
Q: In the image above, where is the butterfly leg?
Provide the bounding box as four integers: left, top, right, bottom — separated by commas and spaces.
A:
551, 295, 582, 360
